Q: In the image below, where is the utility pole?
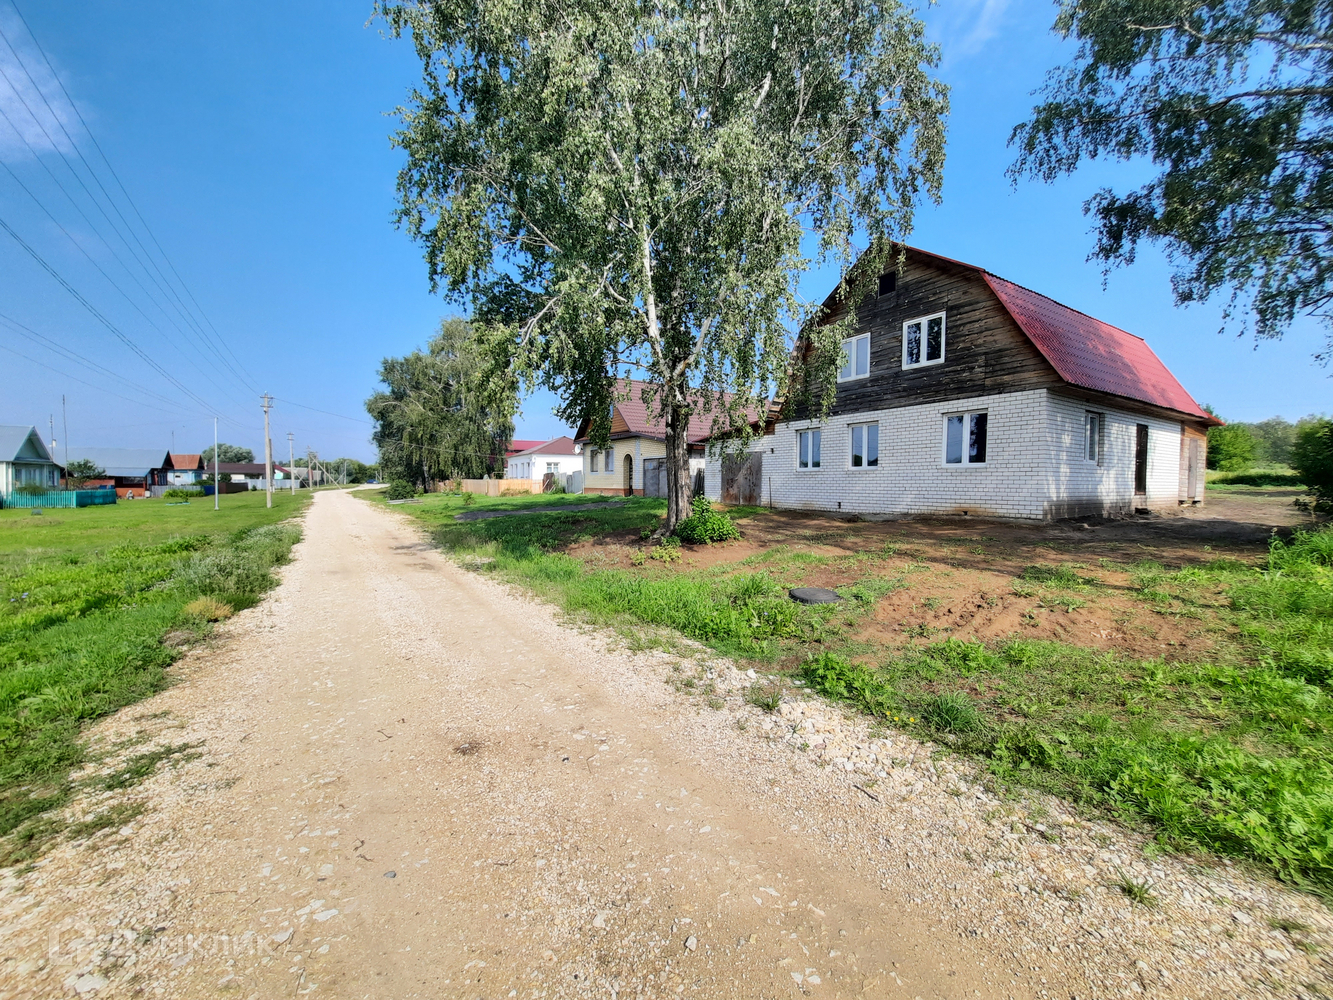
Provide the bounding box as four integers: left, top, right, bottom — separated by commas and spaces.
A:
213, 416, 219, 511
287, 432, 296, 495
261, 394, 274, 509
60, 395, 68, 469
307, 447, 313, 490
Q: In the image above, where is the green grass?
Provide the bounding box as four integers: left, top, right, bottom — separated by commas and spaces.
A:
801, 525, 1333, 896
0, 490, 308, 853
1206, 464, 1304, 488
367, 489, 896, 659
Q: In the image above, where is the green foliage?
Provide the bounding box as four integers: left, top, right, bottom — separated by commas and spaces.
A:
802, 652, 896, 718
0, 491, 307, 852
325, 458, 376, 484
63, 459, 105, 488
200, 443, 254, 465
162, 488, 204, 500
1010, 0, 1333, 354
1206, 468, 1303, 487
1207, 423, 1256, 472
13, 483, 48, 496
384, 480, 418, 501
1291, 418, 1333, 503
922, 691, 982, 733
378, 0, 948, 528
366, 318, 516, 485
745, 682, 784, 713
674, 495, 741, 544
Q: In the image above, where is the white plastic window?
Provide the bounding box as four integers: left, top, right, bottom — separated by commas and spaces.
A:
838, 334, 870, 382
850, 423, 879, 468
944, 411, 988, 465
798, 429, 822, 469
1085, 412, 1104, 465
903, 312, 945, 369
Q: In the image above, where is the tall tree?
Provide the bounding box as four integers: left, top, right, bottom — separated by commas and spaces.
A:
379, 0, 948, 529
201, 443, 254, 464
366, 318, 517, 485
1010, 0, 1333, 361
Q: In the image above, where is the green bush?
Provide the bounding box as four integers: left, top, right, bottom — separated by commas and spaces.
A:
802, 652, 896, 718
163, 488, 204, 500
13, 483, 49, 496
1291, 418, 1333, 505
674, 495, 740, 544
922, 691, 982, 733
173, 524, 302, 607
384, 480, 418, 501
1207, 423, 1256, 471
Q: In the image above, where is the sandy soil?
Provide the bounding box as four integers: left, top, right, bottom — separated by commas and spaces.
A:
0, 490, 1329, 999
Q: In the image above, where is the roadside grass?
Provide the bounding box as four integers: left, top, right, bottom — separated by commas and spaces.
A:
0, 490, 308, 860
801, 524, 1333, 896
368, 490, 900, 659
1206, 464, 1304, 489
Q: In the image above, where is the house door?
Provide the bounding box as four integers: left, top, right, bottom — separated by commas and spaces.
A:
623, 454, 634, 496
642, 458, 667, 497
1134, 424, 1149, 496
1187, 438, 1202, 500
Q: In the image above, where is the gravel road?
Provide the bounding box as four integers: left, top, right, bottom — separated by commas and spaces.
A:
1, 489, 1329, 999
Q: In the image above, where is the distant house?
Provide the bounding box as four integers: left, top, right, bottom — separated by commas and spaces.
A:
63, 447, 170, 498
504, 436, 582, 480
164, 453, 205, 485
506, 439, 546, 457
0, 425, 61, 494
704, 245, 1219, 519
216, 462, 292, 490
574, 380, 729, 496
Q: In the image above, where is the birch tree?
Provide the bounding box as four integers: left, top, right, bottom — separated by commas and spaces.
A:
380, 0, 948, 528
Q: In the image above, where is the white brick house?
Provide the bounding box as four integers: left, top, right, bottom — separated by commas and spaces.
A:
705, 247, 1218, 520
504, 436, 582, 480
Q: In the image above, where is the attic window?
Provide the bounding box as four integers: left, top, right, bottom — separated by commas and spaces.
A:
878, 273, 896, 297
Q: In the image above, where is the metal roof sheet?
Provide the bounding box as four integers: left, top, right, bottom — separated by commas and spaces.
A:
63, 447, 169, 478
0, 425, 55, 464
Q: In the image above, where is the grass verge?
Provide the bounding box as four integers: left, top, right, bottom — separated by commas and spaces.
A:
0, 490, 308, 858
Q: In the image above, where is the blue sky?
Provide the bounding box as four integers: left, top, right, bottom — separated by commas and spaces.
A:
0, 0, 1326, 464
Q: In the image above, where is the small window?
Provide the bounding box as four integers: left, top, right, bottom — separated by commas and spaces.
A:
798, 429, 822, 469
945, 411, 988, 465
590, 450, 599, 472
903, 312, 945, 369
878, 273, 896, 297
1085, 412, 1104, 465
837, 334, 870, 382
850, 422, 879, 468
604, 449, 614, 473
546, 462, 559, 474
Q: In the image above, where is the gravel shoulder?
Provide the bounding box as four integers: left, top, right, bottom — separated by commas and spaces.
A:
0, 489, 1329, 999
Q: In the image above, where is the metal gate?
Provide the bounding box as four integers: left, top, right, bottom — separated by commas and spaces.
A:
721, 452, 763, 506
642, 458, 668, 498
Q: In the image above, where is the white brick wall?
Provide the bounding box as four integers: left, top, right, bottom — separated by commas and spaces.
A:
705, 389, 1185, 520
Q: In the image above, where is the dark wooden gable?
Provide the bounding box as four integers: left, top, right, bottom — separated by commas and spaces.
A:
798, 250, 1062, 419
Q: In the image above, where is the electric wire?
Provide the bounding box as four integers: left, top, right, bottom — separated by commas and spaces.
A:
0, 308, 174, 399
4, 2, 259, 392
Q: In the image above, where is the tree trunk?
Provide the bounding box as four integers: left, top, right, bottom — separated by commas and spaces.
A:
663, 398, 693, 532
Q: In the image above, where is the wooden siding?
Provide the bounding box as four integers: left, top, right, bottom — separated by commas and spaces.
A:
788, 253, 1062, 420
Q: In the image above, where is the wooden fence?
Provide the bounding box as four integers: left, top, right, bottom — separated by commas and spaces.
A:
458, 478, 542, 496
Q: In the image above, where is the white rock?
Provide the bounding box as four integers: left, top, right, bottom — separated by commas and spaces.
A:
684, 935, 697, 952
313, 908, 339, 922
1231, 911, 1253, 926
73, 974, 107, 994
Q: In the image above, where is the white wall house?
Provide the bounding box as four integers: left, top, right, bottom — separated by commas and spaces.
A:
704, 247, 1215, 520
0, 425, 61, 495
505, 436, 582, 480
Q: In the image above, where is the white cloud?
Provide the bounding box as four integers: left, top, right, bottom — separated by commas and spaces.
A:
0, 8, 78, 162
931, 0, 1015, 63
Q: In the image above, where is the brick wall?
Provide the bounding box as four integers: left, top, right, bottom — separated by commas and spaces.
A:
704, 389, 1186, 520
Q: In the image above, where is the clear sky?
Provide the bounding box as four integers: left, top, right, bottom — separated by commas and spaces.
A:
0, 0, 1326, 465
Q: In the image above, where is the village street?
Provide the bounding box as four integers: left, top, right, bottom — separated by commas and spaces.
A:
0, 490, 1326, 999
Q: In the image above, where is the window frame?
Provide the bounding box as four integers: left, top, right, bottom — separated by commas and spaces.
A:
836, 333, 871, 383
604, 449, 615, 473
589, 450, 599, 473
942, 409, 989, 467
848, 421, 880, 470
797, 428, 822, 470
902, 311, 946, 370
1085, 411, 1105, 466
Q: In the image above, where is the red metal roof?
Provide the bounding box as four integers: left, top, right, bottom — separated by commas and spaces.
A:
512, 435, 580, 456
505, 439, 546, 456
981, 273, 1216, 423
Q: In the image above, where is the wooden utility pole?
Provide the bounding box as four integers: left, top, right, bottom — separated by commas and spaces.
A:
307, 447, 314, 490
287, 432, 296, 495
261, 394, 274, 509
213, 417, 219, 511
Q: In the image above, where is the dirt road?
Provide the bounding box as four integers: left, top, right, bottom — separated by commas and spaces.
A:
1, 490, 1327, 999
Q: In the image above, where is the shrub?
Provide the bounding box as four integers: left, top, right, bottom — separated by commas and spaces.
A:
14, 483, 48, 496
384, 480, 418, 501
163, 488, 204, 500
1207, 423, 1256, 471
674, 495, 740, 544
174, 524, 302, 604
183, 596, 234, 621
1291, 418, 1333, 505
802, 652, 895, 718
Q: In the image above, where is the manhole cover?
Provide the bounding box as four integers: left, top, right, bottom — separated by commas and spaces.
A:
789, 587, 842, 605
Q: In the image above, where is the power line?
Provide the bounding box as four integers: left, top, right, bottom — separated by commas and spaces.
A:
4, 1, 259, 393
0, 27, 256, 400
272, 396, 373, 425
